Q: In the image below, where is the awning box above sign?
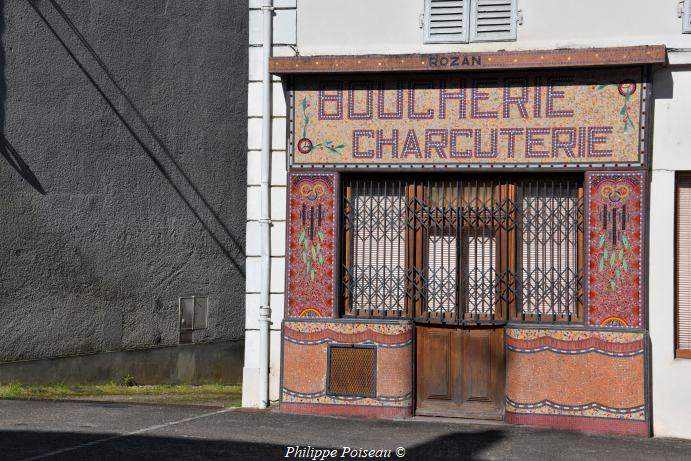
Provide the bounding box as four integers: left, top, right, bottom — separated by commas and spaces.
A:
289, 67, 649, 170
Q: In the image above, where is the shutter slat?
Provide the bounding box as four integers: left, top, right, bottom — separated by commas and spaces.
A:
425, 0, 469, 43
677, 176, 691, 350
470, 0, 516, 41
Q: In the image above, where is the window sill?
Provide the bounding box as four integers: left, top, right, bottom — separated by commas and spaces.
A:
675, 349, 691, 359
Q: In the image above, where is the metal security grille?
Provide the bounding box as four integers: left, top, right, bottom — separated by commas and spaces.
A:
343, 179, 407, 316
328, 346, 376, 397
342, 175, 583, 323
414, 178, 514, 323
517, 179, 582, 321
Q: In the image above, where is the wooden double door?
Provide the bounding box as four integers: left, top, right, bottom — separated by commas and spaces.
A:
416, 325, 504, 420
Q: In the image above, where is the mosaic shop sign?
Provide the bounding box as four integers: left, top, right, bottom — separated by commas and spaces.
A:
290, 68, 646, 169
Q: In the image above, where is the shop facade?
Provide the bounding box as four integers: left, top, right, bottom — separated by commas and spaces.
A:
243, 0, 691, 439
272, 48, 659, 436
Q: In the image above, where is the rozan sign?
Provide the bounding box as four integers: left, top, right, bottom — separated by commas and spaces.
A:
290, 67, 646, 169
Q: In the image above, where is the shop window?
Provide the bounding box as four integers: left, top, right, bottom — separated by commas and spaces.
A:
341, 175, 583, 324
676, 175, 691, 358
423, 0, 518, 44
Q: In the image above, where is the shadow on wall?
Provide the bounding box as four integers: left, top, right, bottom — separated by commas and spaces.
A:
1, 1, 46, 195
21, 0, 245, 276
0, 429, 506, 461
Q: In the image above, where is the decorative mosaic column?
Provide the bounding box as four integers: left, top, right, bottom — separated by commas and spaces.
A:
586, 171, 646, 328
286, 172, 338, 318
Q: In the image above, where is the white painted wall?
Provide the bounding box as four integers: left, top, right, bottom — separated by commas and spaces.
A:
649, 66, 691, 439
243, 1, 691, 431
242, 0, 297, 407
297, 0, 691, 55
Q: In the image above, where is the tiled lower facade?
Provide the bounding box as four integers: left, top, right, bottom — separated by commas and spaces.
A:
281, 320, 414, 418
505, 327, 648, 436
280, 322, 649, 436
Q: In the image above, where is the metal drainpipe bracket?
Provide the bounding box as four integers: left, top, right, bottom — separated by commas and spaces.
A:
259, 305, 272, 324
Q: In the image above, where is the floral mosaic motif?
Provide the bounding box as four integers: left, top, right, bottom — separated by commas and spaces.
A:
297, 96, 345, 155
596, 182, 632, 290
593, 79, 637, 133
505, 328, 643, 344
506, 398, 645, 421
587, 173, 644, 328
297, 180, 328, 281
281, 391, 412, 408
287, 174, 336, 318
285, 321, 412, 335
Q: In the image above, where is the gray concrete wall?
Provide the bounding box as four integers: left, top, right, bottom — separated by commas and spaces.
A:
0, 0, 247, 378
0, 340, 244, 385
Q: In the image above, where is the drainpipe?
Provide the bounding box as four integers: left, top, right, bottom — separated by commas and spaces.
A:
258, 0, 274, 409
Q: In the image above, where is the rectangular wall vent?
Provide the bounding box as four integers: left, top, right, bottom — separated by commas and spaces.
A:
327, 345, 376, 397
179, 296, 208, 344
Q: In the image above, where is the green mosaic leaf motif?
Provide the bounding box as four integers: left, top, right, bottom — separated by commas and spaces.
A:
298, 229, 305, 245
318, 230, 324, 242
599, 256, 605, 272
615, 268, 621, 281
302, 251, 306, 263
603, 248, 608, 261
622, 234, 630, 249
599, 234, 606, 248
609, 251, 616, 266
611, 278, 616, 290
622, 258, 628, 272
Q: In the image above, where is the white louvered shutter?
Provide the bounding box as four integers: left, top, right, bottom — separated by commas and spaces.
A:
684, 0, 691, 33
677, 177, 691, 351
469, 0, 517, 42
424, 0, 470, 43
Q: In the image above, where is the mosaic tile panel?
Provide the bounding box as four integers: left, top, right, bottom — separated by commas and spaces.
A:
505, 328, 647, 436
290, 67, 647, 169
286, 173, 337, 318
281, 320, 413, 416
586, 172, 645, 328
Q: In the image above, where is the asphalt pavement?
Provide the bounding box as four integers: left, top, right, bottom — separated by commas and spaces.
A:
1, 399, 691, 461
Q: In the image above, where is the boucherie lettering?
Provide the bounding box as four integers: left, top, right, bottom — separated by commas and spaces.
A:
291, 68, 644, 167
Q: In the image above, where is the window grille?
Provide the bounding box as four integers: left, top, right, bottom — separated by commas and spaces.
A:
342, 175, 583, 324
517, 179, 582, 321
676, 175, 691, 357
424, 0, 517, 44
343, 179, 407, 316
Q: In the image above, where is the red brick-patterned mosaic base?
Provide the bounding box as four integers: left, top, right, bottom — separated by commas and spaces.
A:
281, 403, 412, 419
281, 320, 413, 413
587, 172, 645, 328
505, 413, 649, 437
287, 173, 337, 318
505, 328, 647, 435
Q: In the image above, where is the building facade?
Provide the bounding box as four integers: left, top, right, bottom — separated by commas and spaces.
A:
243, 0, 691, 439
0, 1, 247, 384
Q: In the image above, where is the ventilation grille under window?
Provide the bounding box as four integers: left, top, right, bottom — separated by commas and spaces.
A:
328, 346, 376, 397
424, 0, 517, 43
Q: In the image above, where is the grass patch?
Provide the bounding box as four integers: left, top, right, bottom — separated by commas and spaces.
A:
0, 382, 242, 407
